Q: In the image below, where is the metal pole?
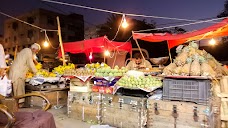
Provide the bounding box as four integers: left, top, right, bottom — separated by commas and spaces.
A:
167, 41, 173, 63
56, 16, 66, 65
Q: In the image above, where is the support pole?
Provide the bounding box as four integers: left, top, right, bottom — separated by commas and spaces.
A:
134, 39, 146, 61
112, 51, 117, 69
57, 16, 66, 65
167, 41, 173, 63
14, 44, 18, 59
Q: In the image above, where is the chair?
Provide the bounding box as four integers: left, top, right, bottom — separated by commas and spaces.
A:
0, 92, 56, 128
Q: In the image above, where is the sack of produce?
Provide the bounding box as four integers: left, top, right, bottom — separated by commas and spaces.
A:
173, 66, 182, 75
189, 41, 199, 49
201, 62, 216, 78
188, 47, 197, 57
181, 63, 191, 76
190, 59, 201, 76
196, 49, 207, 56
174, 51, 188, 66
176, 45, 184, 54
163, 63, 177, 75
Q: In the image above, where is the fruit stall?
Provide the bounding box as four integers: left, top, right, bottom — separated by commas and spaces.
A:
22, 40, 228, 128
23, 35, 228, 127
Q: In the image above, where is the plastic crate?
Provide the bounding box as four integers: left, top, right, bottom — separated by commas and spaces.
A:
163, 78, 211, 105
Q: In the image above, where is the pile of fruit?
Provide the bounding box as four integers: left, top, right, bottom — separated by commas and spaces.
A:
52, 63, 75, 75
85, 62, 108, 70
116, 75, 162, 89
94, 66, 128, 77
163, 41, 228, 77
26, 63, 57, 78
64, 68, 95, 76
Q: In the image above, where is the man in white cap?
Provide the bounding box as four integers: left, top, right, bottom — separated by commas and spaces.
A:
9, 43, 41, 101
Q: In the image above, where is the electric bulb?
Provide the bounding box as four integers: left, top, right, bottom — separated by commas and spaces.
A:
104, 50, 110, 56
43, 41, 49, 47
122, 18, 128, 28
209, 38, 216, 45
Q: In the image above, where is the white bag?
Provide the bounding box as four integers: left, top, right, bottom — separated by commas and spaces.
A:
0, 75, 12, 96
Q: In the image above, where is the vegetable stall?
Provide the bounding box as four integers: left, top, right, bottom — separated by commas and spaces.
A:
24, 18, 228, 128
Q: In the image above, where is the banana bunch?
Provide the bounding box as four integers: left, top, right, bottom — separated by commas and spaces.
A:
52, 63, 75, 75
36, 69, 50, 77
26, 72, 34, 79
35, 63, 42, 70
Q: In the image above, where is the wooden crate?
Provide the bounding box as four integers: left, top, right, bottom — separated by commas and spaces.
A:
220, 76, 228, 93
147, 99, 209, 128
102, 94, 147, 128
218, 93, 228, 121
67, 91, 101, 123
27, 88, 68, 108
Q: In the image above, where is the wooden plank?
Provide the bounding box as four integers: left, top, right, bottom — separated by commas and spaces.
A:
28, 90, 68, 108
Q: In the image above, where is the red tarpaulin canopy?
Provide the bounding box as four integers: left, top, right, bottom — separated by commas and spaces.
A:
58, 36, 132, 57
133, 18, 228, 49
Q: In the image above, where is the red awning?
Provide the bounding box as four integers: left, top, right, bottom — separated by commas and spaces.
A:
133, 18, 228, 49
58, 36, 132, 57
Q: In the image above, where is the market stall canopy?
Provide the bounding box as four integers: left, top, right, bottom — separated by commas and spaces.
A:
133, 18, 228, 49
58, 36, 132, 57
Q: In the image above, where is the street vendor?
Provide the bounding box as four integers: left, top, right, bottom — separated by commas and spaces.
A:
126, 52, 152, 70
9, 43, 40, 102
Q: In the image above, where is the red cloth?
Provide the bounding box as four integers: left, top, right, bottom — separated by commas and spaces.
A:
133, 18, 228, 49
58, 36, 132, 57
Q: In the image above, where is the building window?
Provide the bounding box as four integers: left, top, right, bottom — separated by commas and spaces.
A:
60, 20, 65, 28
27, 30, 33, 38
47, 31, 54, 38
67, 24, 76, 31
62, 32, 65, 40
12, 22, 18, 31
47, 17, 54, 26
27, 17, 34, 24
14, 36, 17, 42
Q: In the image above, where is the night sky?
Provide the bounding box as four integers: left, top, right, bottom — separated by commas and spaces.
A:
0, 0, 226, 35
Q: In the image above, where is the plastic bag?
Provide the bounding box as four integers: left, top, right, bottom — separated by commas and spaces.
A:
181, 63, 191, 76
174, 51, 188, 66
163, 63, 177, 75
0, 75, 12, 96
190, 59, 201, 76
201, 62, 216, 77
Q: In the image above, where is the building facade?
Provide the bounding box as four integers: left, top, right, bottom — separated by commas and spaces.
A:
3, 8, 84, 60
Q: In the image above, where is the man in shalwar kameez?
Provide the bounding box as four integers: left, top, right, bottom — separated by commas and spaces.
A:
9, 43, 40, 102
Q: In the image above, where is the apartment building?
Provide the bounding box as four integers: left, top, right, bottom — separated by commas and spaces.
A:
3, 8, 84, 60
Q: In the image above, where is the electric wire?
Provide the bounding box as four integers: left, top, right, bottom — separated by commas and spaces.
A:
0, 11, 58, 32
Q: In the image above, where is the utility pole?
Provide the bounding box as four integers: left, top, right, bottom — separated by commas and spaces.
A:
57, 16, 66, 65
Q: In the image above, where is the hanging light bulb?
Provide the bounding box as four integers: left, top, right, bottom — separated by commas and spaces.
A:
43, 40, 49, 47
89, 52, 93, 60
104, 50, 110, 56
122, 14, 128, 28
209, 38, 216, 45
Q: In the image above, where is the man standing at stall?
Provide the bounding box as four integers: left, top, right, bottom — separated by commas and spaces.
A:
126, 52, 152, 70
9, 43, 40, 101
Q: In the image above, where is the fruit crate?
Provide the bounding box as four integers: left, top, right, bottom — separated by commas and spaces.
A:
163, 78, 211, 105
